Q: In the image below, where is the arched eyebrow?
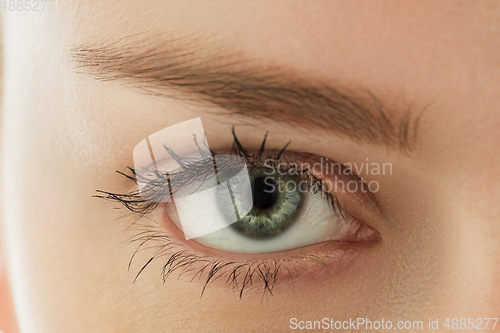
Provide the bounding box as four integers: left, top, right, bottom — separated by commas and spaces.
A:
70, 35, 423, 154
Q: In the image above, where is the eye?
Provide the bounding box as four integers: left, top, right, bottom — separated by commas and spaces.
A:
95, 124, 381, 295
165, 162, 377, 254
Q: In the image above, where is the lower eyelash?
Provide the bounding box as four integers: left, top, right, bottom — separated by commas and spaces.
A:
127, 218, 355, 299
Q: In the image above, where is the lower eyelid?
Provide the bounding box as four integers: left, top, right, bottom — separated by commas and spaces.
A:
119, 202, 377, 293
130, 211, 379, 296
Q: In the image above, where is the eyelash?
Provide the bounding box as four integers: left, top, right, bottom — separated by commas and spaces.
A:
95, 129, 353, 298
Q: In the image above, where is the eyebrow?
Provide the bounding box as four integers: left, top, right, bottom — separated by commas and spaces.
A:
70, 35, 423, 154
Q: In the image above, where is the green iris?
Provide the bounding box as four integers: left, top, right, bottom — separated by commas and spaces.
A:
230, 167, 304, 239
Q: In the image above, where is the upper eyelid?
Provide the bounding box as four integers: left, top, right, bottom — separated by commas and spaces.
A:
96, 143, 378, 217
95, 154, 385, 236
98, 157, 364, 247
98, 124, 386, 227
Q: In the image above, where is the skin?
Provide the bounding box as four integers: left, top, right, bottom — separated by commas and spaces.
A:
1, 1, 499, 332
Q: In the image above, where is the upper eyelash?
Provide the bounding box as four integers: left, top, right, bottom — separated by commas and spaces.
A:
94, 129, 349, 298
95, 128, 345, 217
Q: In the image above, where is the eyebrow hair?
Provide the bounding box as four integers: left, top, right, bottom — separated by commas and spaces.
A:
70, 35, 423, 154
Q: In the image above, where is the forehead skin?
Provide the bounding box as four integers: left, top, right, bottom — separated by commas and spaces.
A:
2, 0, 500, 332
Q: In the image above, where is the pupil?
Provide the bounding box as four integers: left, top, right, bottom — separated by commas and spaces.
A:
252, 176, 278, 209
